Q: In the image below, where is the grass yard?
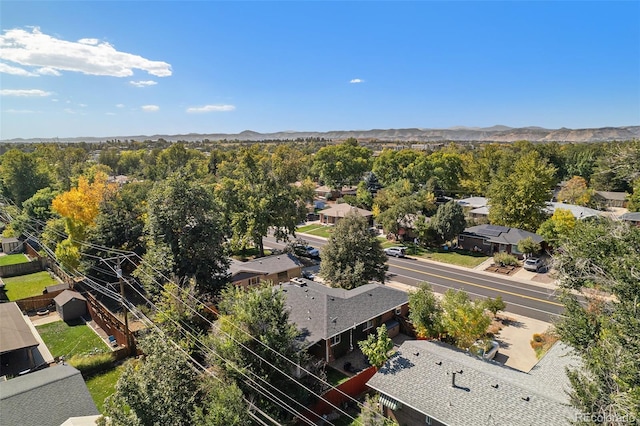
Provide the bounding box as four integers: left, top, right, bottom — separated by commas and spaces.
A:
3, 271, 58, 300
86, 365, 124, 413
36, 319, 109, 358
326, 366, 350, 387
297, 223, 333, 238
377, 241, 488, 268
0, 254, 29, 266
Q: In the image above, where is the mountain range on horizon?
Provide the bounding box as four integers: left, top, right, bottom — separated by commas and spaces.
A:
3, 125, 639, 144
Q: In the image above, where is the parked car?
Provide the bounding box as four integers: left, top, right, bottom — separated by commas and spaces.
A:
472, 339, 499, 360
523, 257, 544, 272
384, 246, 407, 258
294, 244, 320, 258
301, 270, 316, 280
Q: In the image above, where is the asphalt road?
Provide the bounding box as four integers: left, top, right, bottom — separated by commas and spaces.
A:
263, 234, 565, 323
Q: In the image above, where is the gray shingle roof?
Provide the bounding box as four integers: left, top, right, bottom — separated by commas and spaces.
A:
456, 197, 488, 209
0, 302, 39, 355
53, 290, 87, 307
621, 212, 640, 222
282, 280, 408, 345
319, 203, 373, 218
228, 253, 302, 277
461, 224, 544, 245
545, 202, 603, 220
367, 340, 580, 426
0, 365, 99, 426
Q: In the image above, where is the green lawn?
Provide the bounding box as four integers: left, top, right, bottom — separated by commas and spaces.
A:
297, 223, 333, 238
36, 319, 109, 358
326, 366, 350, 386
0, 254, 29, 266
378, 241, 488, 268
3, 271, 58, 300
86, 365, 124, 413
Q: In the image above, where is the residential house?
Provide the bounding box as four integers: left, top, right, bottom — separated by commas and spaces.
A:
620, 211, 640, 227
229, 253, 303, 288
0, 302, 41, 376
367, 340, 580, 426
457, 224, 545, 258
544, 202, 603, 220
282, 279, 408, 363
456, 197, 488, 210
0, 365, 99, 426
319, 203, 373, 226
54, 290, 88, 322
314, 185, 358, 201
594, 191, 628, 209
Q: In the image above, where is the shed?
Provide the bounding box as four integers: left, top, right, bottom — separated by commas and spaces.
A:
1, 237, 21, 253
54, 290, 87, 322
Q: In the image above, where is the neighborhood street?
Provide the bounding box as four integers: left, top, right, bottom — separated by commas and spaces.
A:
264, 234, 565, 323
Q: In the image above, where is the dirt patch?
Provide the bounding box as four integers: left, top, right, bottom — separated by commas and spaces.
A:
485, 264, 520, 275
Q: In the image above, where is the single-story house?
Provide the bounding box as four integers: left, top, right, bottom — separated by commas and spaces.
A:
620, 211, 640, 227
282, 279, 409, 363
467, 206, 490, 220
544, 202, 603, 220
457, 224, 545, 258
0, 365, 99, 426
54, 290, 88, 322
229, 253, 303, 287
0, 302, 40, 376
367, 340, 580, 426
319, 203, 373, 226
1, 237, 22, 253
314, 185, 358, 201
456, 197, 488, 209
594, 191, 628, 209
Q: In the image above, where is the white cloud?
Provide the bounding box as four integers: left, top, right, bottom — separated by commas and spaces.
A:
0, 89, 52, 97
115, 103, 125, 108
186, 104, 236, 113
129, 80, 157, 87
0, 27, 172, 77
51, 98, 59, 102
64, 108, 76, 114
106, 112, 116, 116
0, 62, 37, 76
350, 78, 364, 84
37, 67, 61, 76
5, 109, 39, 113
142, 104, 159, 112
79, 103, 87, 107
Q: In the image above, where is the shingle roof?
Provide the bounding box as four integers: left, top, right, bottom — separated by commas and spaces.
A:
367, 340, 580, 426
545, 202, 603, 220
461, 224, 544, 245
621, 212, 640, 222
319, 203, 373, 218
282, 280, 408, 345
0, 302, 40, 355
0, 365, 99, 426
53, 290, 87, 306
228, 253, 302, 277
595, 191, 628, 201
456, 197, 488, 209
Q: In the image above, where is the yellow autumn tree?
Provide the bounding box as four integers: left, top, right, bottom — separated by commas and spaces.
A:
51, 171, 115, 269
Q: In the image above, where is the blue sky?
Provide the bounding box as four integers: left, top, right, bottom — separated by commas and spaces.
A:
1, 1, 638, 140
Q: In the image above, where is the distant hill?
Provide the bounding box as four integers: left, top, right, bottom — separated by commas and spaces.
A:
3, 125, 639, 144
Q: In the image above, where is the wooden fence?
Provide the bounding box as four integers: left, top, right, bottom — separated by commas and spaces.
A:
15, 289, 65, 312
0, 258, 45, 278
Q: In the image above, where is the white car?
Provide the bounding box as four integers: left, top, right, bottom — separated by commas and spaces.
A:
523, 257, 544, 272
384, 247, 407, 258
472, 339, 500, 360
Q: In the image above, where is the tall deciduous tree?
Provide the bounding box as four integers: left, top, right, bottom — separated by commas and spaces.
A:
557, 176, 593, 206
0, 149, 50, 206
440, 289, 491, 349
627, 178, 640, 212
537, 208, 576, 247
554, 219, 640, 422
408, 283, 443, 339
430, 200, 466, 243
320, 212, 388, 289
359, 325, 394, 369
312, 138, 372, 190
488, 151, 556, 232
140, 171, 228, 295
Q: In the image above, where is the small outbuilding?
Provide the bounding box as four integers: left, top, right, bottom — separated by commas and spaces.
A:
54, 290, 87, 322
1, 237, 21, 253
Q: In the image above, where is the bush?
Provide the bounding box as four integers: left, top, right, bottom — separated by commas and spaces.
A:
493, 252, 518, 266
68, 353, 114, 377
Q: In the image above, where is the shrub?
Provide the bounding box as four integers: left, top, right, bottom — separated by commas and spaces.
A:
68, 353, 114, 377
493, 252, 518, 266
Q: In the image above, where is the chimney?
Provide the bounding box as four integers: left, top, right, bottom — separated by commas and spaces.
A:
451, 372, 456, 388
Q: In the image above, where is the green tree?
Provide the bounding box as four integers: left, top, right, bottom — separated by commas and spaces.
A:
0, 149, 50, 206
556, 176, 593, 206
210, 284, 312, 423
319, 212, 388, 289
554, 219, 640, 422
312, 139, 372, 190
375, 196, 419, 241
360, 394, 400, 426
440, 289, 491, 349
488, 151, 556, 232
193, 378, 251, 426
590, 141, 640, 192
482, 296, 506, 317
430, 200, 466, 243
12, 187, 59, 235
140, 172, 228, 295
359, 325, 394, 369
627, 177, 640, 212
516, 236, 540, 257
408, 283, 443, 339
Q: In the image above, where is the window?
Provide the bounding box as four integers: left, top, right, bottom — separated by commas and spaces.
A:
248, 277, 260, 286
458, 235, 465, 241
364, 319, 374, 331
330, 335, 341, 346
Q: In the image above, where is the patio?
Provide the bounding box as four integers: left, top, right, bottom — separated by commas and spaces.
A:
327, 332, 412, 376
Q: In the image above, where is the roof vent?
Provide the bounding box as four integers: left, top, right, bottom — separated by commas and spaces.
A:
435, 361, 442, 366
491, 384, 499, 389
522, 396, 530, 402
